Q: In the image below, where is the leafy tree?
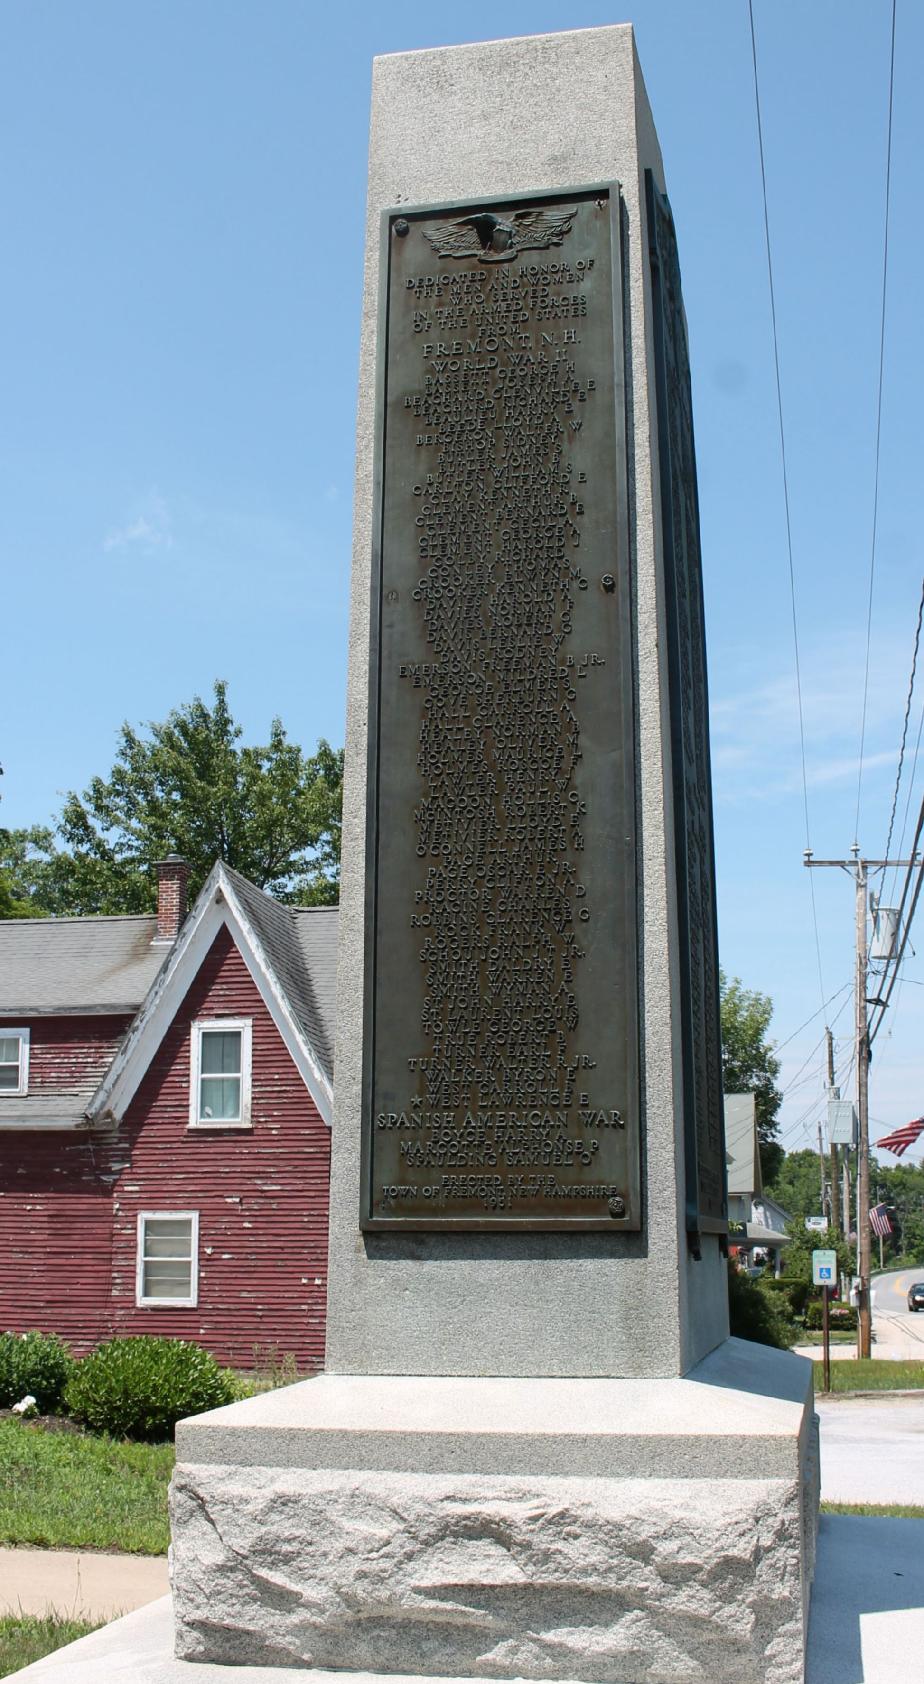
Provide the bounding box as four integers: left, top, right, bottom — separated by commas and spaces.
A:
2, 682, 343, 914
869, 1160, 924, 1265
779, 1222, 853, 1287
0, 765, 42, 917
720, 970, 783, 1183
0, 853, 38, 917
765, 1148, 827, 1222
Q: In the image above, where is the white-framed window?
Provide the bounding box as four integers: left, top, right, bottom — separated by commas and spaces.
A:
0, 1029, 30, 1096
136, 1211, 199, 1307
189, 1018, 252, 1128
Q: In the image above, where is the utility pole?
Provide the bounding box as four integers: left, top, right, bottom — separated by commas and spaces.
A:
855, 854, 871, 1358
817, 1121, 828, 1218
804, 847, 919, 1361
826, 1026, 841, 1234
842, 1152, 851, 1241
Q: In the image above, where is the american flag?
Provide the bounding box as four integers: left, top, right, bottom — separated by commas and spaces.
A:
869, 1203, 893, 1238
875, 1117, 924, 1158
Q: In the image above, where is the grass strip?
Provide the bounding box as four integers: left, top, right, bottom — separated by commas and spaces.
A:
0, 1420, 172, 1555
796, 1331, 857, 1345
812, 1358, 924, 1392
0, 1615, 99, 1678
822, 1502, 924, 1519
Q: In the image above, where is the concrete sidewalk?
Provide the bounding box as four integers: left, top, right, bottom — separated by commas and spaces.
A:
816, 1392, 924, 1504
0, 1548, 168, 1622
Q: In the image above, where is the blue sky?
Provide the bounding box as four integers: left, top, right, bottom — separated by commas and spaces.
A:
2, 1, 922, 1167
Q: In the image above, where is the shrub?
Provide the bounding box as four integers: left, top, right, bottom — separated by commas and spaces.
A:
64, 1337, 235, 1441
0, 1332, 74, 1413
727, 1262, 798, 1349
804, 1300, 857, 1331
770, 1275, 812, 1317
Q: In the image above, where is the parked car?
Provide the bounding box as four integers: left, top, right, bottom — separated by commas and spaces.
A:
907, 1282, 924, 1313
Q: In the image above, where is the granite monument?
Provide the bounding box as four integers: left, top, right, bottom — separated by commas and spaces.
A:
170, 25, 818, 1684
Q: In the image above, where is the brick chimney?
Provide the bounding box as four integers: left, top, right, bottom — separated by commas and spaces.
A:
154, 855, 190, 943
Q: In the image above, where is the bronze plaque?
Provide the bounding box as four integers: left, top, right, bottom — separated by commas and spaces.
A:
646, 172, 727, 1241
362, 186, 639, 1230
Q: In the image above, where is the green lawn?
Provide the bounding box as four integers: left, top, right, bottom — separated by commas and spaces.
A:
814, 1359, 924, 1392
797, 1330, 857, 1345
822, 1501, 924, 1519
0, 1420, 172, 1555
0, 1615, 99, 1678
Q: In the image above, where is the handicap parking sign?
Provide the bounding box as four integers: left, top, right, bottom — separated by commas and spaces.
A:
812, 1249, 837, 1286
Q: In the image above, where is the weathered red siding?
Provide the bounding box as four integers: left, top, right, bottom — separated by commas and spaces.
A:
0, 930, 331, 1369
0, 1015, 130, 1353
2, 1013, 130, 1097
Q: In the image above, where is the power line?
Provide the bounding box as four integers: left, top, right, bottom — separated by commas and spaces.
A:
780, 992, 853, 1100
883, 575, 924, 864
747, 0, 826, 1009
890, 691, 924, 907
773, 979, 853, 1055
853, 0, 898, 846
868, 794, 924, 1046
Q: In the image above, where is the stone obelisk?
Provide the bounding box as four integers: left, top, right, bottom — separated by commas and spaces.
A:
171, 26, 818, 1683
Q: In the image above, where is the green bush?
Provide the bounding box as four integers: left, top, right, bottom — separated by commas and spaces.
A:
805, 1299, 857, 1331
768, 1275, 812, 1317
0, 1332, 74, 1413
64, 1337, 235, 1441
727, 1263, 798, 1349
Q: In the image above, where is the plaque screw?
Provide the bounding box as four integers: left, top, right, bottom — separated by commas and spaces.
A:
601, 574, 616, 593
386, 589, 399, 604
608, 1195, 626, 1218
394, 218, 410, 237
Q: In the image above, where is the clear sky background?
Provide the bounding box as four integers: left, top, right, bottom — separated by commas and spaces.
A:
2, 1, 922, 1170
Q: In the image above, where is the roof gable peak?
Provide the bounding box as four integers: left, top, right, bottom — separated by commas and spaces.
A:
86, 863, 333, 1128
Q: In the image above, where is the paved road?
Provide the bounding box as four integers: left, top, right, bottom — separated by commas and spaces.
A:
873, 1264, 924, 1355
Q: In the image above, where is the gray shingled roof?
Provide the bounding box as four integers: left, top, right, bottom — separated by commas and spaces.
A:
292, 907, 338, 1084
0, 1090, 98, 1127
222, 867, 338, 1085
0, 916, 167, 1015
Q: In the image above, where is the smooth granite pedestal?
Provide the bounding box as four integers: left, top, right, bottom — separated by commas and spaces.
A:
169, 1340, 818, 1684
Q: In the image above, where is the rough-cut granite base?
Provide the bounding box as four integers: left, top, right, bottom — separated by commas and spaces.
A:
173, 1468, 804, 1683
170, 1342, 819, 1684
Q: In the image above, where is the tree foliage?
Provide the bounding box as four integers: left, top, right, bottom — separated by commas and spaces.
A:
1, 682, 343, 914
869, 1160, 924, 1265
764, 1148, 826, 1221
779, 1222, 854, 1286
726, 1261, 797, 1349
720, 970, 783, 1183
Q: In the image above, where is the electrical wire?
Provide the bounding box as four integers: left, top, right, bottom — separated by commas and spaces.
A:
781, 1038, 827, 1099
776, 990, 854, 1145
853, 0, 898, 846
747, 0, 826, 1009
773, 979, 853, 1055
890, 693, 924, 904
883, 576, 924, 865
868, 791, 924, 1045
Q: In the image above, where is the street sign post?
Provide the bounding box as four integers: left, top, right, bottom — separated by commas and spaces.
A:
812, 1249, 837, 1393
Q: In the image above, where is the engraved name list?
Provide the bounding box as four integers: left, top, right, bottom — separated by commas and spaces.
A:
364, 187, 639, 1230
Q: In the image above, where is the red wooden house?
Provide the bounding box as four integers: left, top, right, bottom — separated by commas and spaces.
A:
0, 858, 336, 1369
